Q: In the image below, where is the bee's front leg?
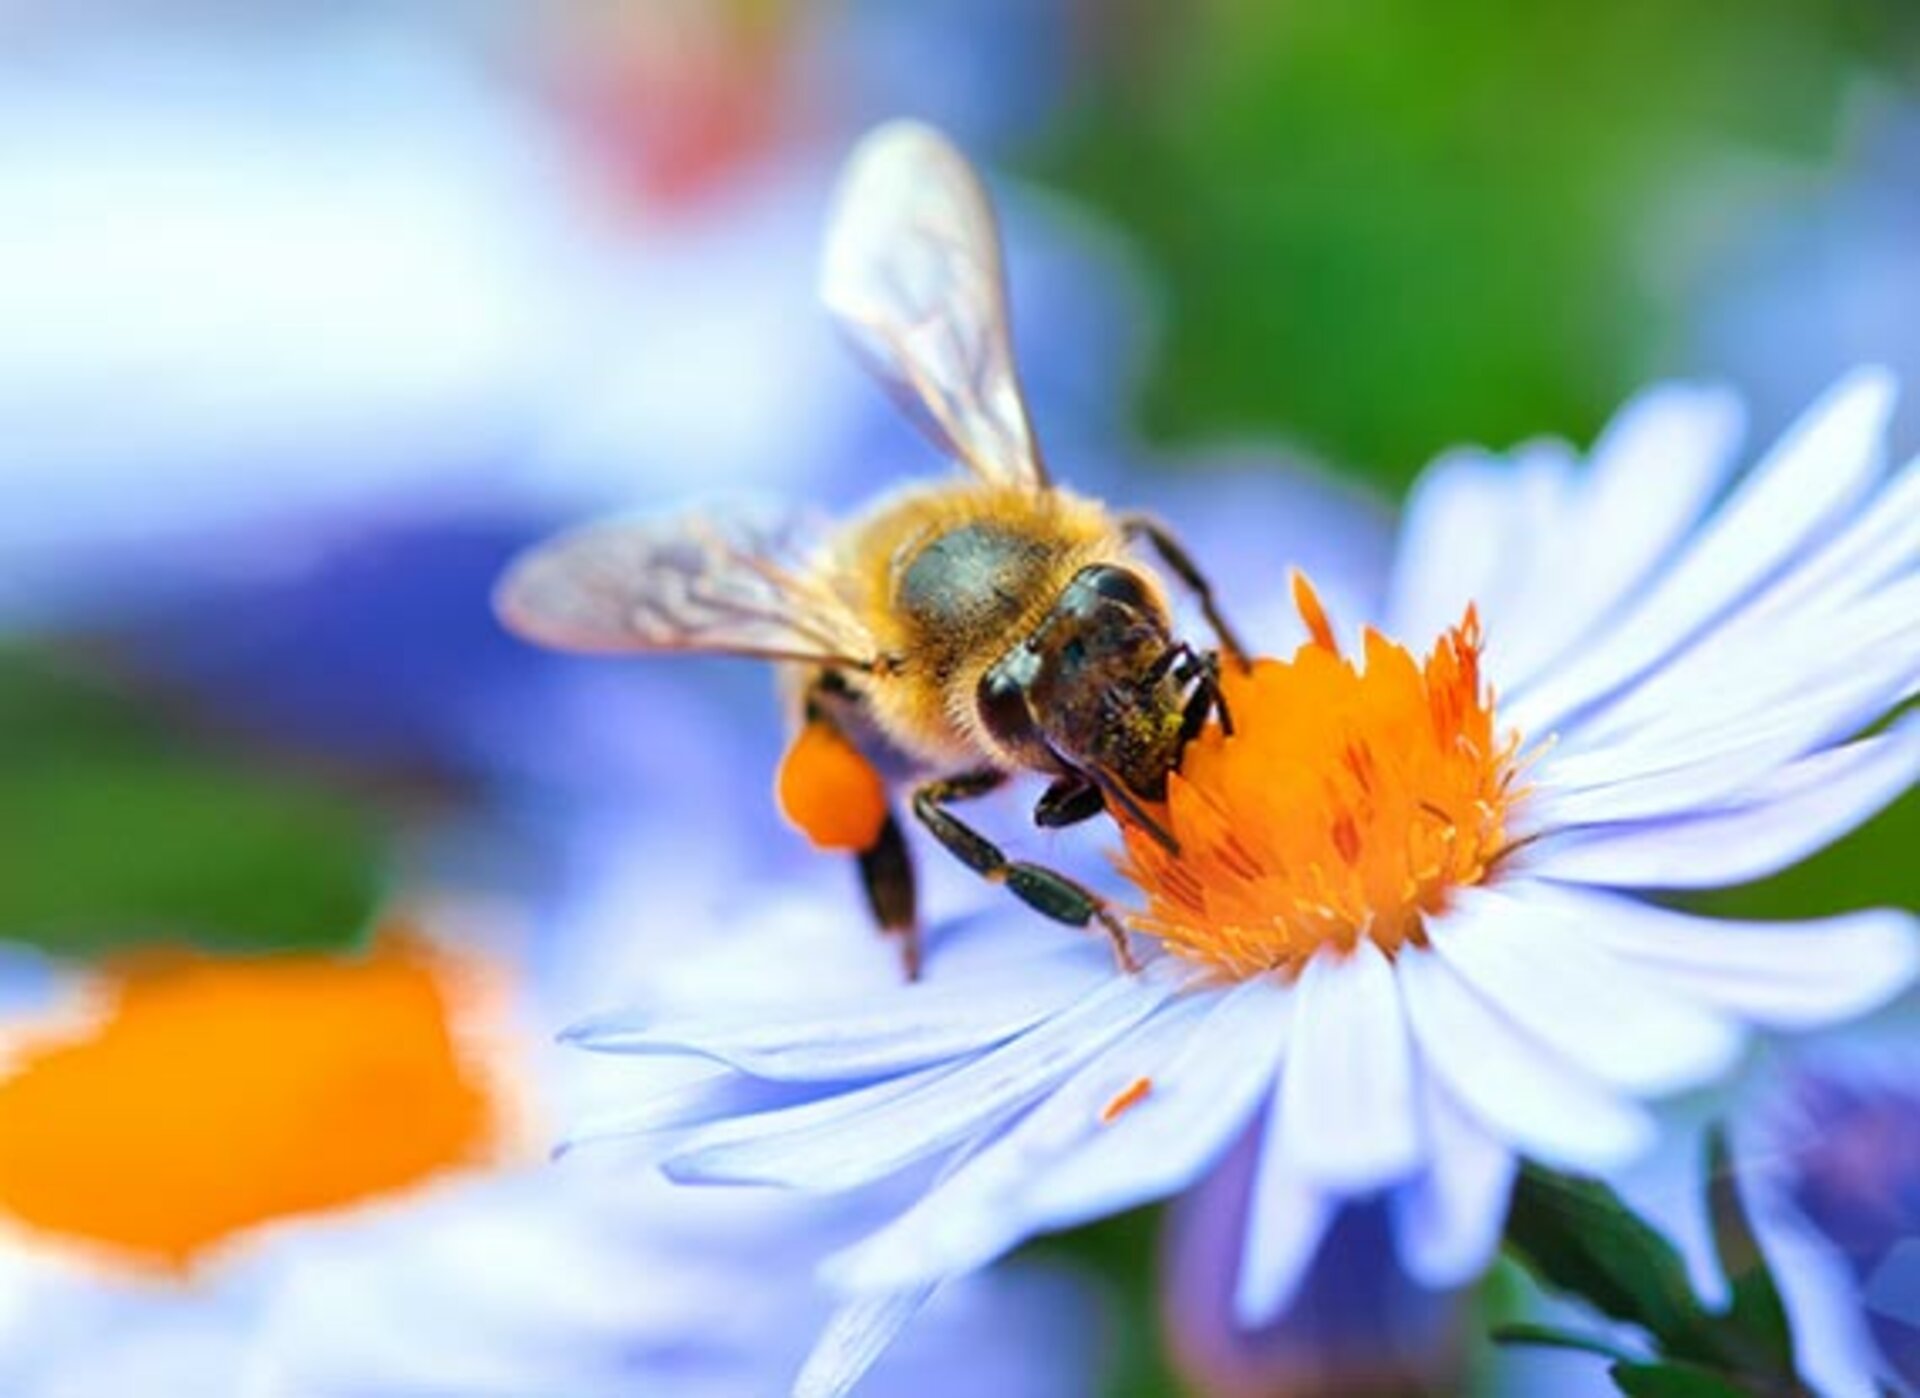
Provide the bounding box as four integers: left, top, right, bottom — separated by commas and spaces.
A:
1033, 773, 1105, 829
1121, 513, 1249, 671
911, 771, 1139, 972
1176, 647, 1233, 740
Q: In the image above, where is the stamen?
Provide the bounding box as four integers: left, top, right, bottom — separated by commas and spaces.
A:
1291, 569, 1338, 653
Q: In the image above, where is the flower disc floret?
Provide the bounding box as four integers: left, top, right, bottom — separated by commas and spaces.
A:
1123, 576, 1523, 977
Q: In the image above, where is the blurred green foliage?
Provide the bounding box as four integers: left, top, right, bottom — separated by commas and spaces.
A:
1032, 1205, 1185, 1396
0, 650, 383, 961
1043, 0, 1882, 490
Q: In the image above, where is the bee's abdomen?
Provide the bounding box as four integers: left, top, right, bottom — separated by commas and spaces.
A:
895, 522, 1054, 677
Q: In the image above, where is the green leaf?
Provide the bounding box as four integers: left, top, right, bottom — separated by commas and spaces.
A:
0, 651, 383, 959
1035, 0, 1864, 490
1610, 1360, 1757, 1398
1505, 1163, 1717, 1361
1023, 1206, 1180, 1398
1492, 1321, 1638, 1364
1704, 1123, 1797, 1377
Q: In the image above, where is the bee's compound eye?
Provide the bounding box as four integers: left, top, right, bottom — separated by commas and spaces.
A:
977, 665, 1034, 746
1079, 565, 1150, 611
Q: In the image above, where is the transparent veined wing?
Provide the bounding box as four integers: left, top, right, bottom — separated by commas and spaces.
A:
820, 120, 1047, 491
495, 511, 880, 668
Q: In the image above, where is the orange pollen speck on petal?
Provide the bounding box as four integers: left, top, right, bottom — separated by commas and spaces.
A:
0, 932, 500, 1272
1118, 574, 1524, 980
1099, 1077, 1154, 1124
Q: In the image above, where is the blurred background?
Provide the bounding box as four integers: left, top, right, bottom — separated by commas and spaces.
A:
0, 2, 1915, 1394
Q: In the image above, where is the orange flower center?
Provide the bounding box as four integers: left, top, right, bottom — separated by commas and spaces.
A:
0, 933, 499, 1271
1120, 575, 1523, 979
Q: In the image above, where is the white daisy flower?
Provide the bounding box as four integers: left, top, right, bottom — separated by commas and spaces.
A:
571, 369, 1920, 1394
0, 906, 1098, 1397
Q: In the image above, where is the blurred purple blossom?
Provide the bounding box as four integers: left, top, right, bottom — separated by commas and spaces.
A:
1742, 1037, 1920, 1396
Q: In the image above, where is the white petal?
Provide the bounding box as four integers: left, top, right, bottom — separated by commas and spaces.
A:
1234, 1108, 1336, 1327
831, 980, 1293, 1291
1386, 451, 1517, 644
1561, 453, 1920, 758
1390, 1067, 1517, 1288
793, 1286, 938, 1398
1515, 881, 1919, 1029
662, 1061, 966, 1186
1385, 438, 1590, 661
1278, 942, 1424, 1188
1532, 573, 1920, 818
1429, 887, 1743, 1094
1497, 383, 1746, 690
1022, 977, 1294, 1221
1510, 367, 1894, 736
824, 996, 1217, 1290
1525, 716, 1920, 889
1527, 724, 1816, 830
1398, 943, 1655, 1169
564, 945, 1106, 1080
1469, 444, 1578, 690
665, 972, 1174, 1189
1682, 453, 1920, 652
561, 1072, 825, 1155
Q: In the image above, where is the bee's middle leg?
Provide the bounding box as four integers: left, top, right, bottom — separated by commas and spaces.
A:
911, 771, 1139, 971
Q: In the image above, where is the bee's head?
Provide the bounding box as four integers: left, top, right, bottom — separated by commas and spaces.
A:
978, 564, 1201, 804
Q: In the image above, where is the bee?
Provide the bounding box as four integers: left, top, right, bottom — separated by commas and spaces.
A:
496, 120, 1244, 975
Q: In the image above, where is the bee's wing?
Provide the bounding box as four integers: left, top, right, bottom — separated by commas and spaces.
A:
495, 512, 881, 668
820, 120, 1047, 491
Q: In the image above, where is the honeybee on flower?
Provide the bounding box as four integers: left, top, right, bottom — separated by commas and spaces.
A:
558, 120, 1920, 1398
497, 121, 1244, 977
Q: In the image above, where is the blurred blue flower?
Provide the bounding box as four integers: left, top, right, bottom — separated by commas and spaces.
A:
1739, 1033, 1920, 1397
805, 0, 1076, 151
1162, 1124, 1465, 1396
0, 4, 1137, 641
106, 151, 1150, 785
1685, 99, 1920, 458
567, 371, 1920, 1392
0, 26, 590, 630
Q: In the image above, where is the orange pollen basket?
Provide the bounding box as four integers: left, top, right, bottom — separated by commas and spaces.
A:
0, 933, 497, 1271
1119, 574, 1524, 980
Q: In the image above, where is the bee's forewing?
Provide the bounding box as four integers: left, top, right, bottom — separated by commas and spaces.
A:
820, 120, 1048, 490
494, 513, 879, 667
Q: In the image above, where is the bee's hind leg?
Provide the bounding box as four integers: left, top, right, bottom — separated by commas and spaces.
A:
784, 671, 923, 979
857, 809, 921, 979
911, 771, 1139, 972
